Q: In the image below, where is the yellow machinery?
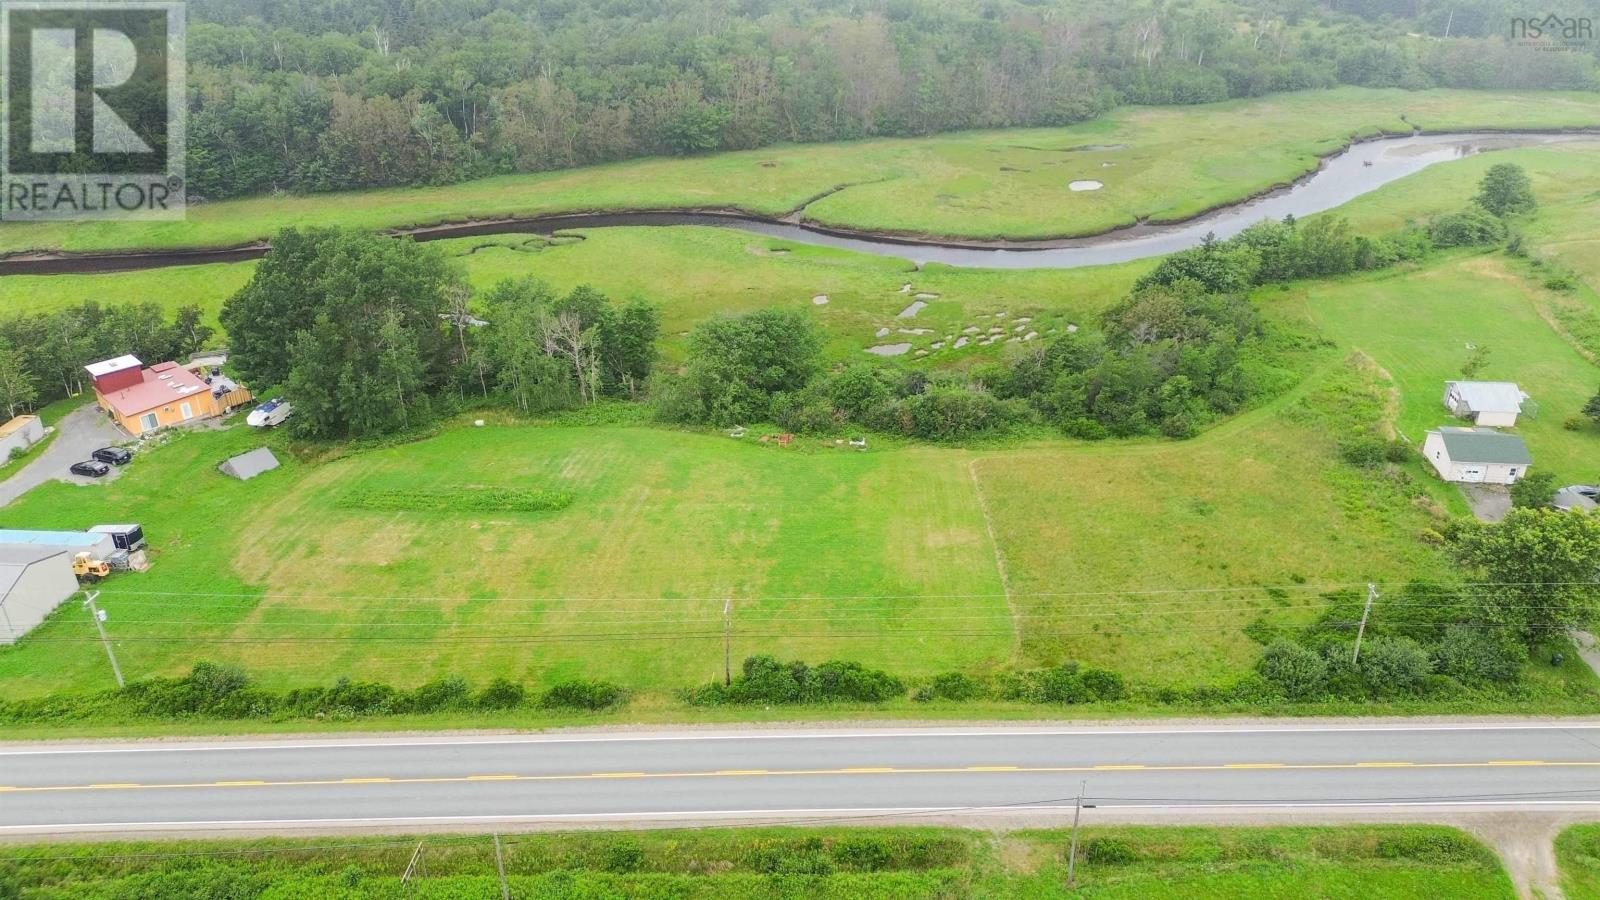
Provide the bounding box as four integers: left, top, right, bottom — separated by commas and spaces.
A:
73, 552, 111, 583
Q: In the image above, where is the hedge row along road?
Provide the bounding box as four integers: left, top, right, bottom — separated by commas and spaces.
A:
6, 721, 1600, 836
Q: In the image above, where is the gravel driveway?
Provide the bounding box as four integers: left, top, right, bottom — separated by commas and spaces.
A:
0, 404, 128, 508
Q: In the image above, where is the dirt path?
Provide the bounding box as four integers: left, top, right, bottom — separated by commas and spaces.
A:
967, 456, 1020, 664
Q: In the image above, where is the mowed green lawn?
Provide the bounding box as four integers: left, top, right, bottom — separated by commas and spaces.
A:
2, 88, 1597, 253
974, 355, 1452, 685
0, 353, 1451, 696
0, 421, 1015, 696
1281, 253, 1600, 482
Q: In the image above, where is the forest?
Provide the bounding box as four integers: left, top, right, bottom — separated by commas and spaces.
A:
181, 0, 1600, 200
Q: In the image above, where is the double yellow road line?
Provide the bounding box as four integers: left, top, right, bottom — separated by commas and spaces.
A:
0, 758, 1579, 795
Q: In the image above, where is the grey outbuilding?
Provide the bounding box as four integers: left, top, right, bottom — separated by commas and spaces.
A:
219, 447, 280, 481
0, 547, 78, 644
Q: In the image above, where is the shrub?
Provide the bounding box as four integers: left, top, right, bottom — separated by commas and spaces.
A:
540, 679, 627, 711
1430, 207, 1507, 248
1565, 415, 1587, 432
404, 676, 471, 712
689, 656, 904, 705
188, 661, 251, 703
475, 677, 527, 709
1545, 273, 1577, 292
1256, 640, 1327, 700
1431, 626, 1525, 686
1339, 436, 1389, 469
1358, 637, 1432, 696
913, 671, 985, 702
1080, 668, 1127, 702
1509, 471, 1557, 509
1082, 837, 1138, 865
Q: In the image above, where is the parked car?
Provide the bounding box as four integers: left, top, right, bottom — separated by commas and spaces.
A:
69, 460, 111, 478
247, 398, 293, 428
91, 447, 133, 466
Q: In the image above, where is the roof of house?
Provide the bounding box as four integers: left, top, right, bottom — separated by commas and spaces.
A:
1445, 381, 1529, 413
96, 361, 211, 418
0, 546, 70, 566
219, 447, 280, 480
0, 530, 107, 548
84, 355, 142, 378
1432, 426, 1533, 465
0, 415, 39, 439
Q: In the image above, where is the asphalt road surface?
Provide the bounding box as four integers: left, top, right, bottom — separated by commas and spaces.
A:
6, 723, 1600, 836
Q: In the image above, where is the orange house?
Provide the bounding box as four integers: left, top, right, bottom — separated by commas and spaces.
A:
86, 356, 248, 436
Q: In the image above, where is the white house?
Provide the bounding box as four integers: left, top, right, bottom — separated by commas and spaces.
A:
0, 547, 78, 644
1442, 381, 1530, 427
1422, 426, 1532, 485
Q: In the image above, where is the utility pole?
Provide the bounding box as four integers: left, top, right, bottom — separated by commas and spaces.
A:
1352, 582, 1378, 664
493, 833, 510, 900
401, 841, 424, 896
82, 590, 123, 688
723, 598, 733, 686
1066, 780, 1085, 889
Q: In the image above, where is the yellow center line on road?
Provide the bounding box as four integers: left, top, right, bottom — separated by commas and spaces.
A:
3, 759, 1591, 795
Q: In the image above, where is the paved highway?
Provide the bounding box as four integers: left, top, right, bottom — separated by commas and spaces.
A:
5, 723, 1600, 835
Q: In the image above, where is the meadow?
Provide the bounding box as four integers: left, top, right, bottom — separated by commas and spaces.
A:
0, 351, 1466, 698
0, 825, 1515, 899
2, 89, 1599, 709
2, 88, 1598, 254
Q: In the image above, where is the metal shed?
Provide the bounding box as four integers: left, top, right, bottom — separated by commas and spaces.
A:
219, 447, 280, 481
0, 547, 78, 644
0, 529, 115, 559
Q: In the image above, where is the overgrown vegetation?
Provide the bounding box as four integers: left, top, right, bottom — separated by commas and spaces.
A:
0, 663, 626, 725
0, 825, 1515, 898
658, 273, 1300, 441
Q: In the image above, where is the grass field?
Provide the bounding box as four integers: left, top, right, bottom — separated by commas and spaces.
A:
1278, 253, 1600, 483
0, 350, 1459, 698
0, 825, 1514, 898
1559, 824, 1600, 899
2, 88, 1597, 254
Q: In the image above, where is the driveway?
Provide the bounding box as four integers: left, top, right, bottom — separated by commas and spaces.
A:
1460, 483, 1512, 522
0, 403, 127, 507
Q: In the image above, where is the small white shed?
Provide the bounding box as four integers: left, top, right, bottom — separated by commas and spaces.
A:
0, 415, 44, 460
0, 547, 78, 644
1442, 381, 1530, 427
1422, 426, 1532, 485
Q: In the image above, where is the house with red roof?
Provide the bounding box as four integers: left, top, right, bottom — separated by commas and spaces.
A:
85, 356, 252, 436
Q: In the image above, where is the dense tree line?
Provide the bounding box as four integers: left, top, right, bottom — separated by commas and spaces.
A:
220, 228, 660, 439
179, 0, 1600, 200
0, 303, 214, 418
